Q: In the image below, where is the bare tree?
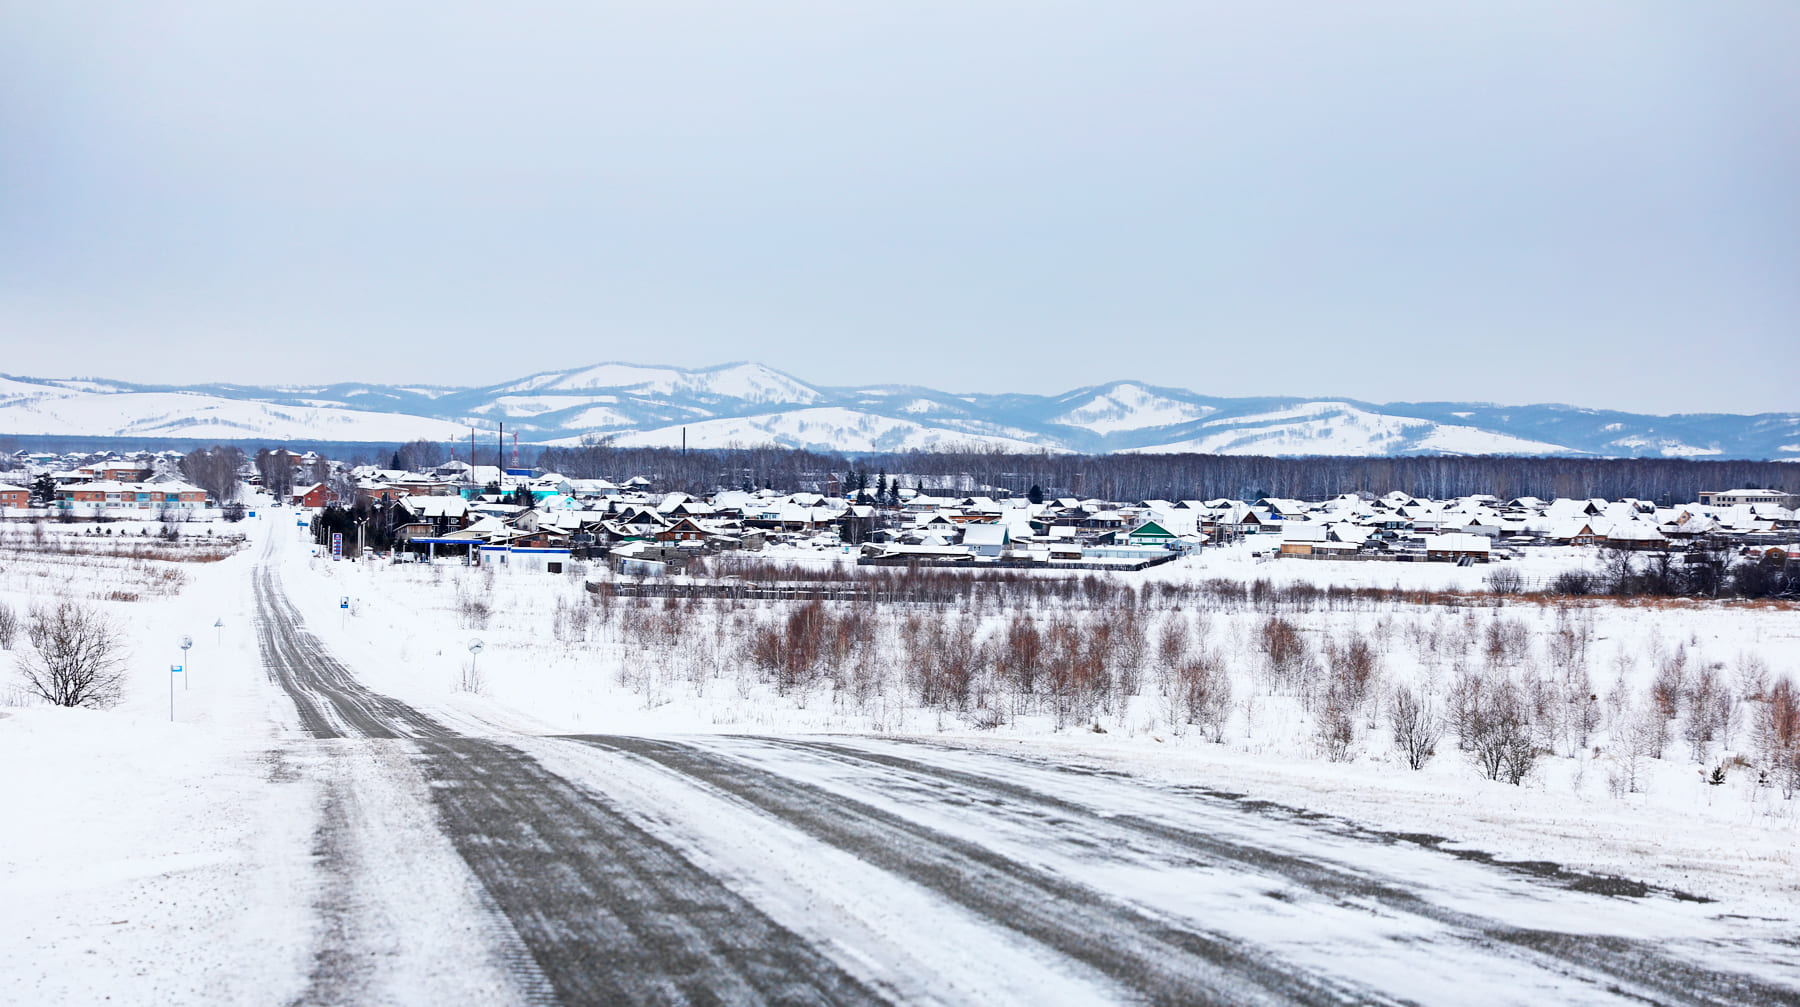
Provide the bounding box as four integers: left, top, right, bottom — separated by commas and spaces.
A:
1759, 677, 1800, 799
178, 445, 248, 504
0, 600, 18, 650
1683, 663, 1730, 763
1156, 615, 1189, 674
396, 439, 448, 472
1389, 685, 1442, 770
1325, 631, 1381, 719
254, 448, 297, 499
1175, 650, 1232, 742
1317, 699, 1356, 762
1608, 702, 1662, 797
327, 469, 360, 508
1258, 616, 1316, 699
15, 602, 127, 708
1464, 675, 1538, 785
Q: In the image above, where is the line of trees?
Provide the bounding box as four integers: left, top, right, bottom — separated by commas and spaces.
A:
524, 443, 1797, 504
578, 568, 1800, 794
856, 449, 1800, 505
535, 438, 847, 493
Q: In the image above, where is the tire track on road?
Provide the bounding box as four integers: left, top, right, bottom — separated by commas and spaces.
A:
254, 556, 881, 1006
756, 737, 1799, 1007
574, 734, 1406, 1007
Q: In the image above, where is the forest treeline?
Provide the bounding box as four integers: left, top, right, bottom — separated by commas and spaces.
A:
530, 441, 1796, 504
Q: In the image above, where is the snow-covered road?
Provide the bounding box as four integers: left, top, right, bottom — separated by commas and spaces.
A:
252, 547, 1800, 1005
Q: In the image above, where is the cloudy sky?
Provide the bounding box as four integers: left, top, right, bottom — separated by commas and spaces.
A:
2, 3, 1795, 413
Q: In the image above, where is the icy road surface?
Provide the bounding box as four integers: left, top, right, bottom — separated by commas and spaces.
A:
253, 561, 1800, 1006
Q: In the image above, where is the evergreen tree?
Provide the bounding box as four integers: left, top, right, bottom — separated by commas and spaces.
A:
1028, 484, 1044, 505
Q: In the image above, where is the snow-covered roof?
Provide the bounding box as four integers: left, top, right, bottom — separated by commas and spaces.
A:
963, 524, 1010, 546
1424, 533, 1490, 553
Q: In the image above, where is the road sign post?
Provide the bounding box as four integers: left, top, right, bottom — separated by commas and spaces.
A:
214, 617, 224, 645
340, 595, 349, 629
169, 664, 182, 720
331, 532, 343, 560
180, 635, 193, 691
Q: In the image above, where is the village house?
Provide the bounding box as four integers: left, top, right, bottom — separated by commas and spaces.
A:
1424, 533, 1491, 562
962, 523, 1011, 557
56, 480, 208, 510
1699, 488, 1799, 509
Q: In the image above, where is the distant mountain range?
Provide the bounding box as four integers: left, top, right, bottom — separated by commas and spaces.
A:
1, 364, 1795, 460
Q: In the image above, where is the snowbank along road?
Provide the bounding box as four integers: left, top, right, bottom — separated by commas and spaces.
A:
253, 550, 1800, 1005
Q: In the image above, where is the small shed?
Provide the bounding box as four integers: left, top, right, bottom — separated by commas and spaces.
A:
478, 545, 573, 574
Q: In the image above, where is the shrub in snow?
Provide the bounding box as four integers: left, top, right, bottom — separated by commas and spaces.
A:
1258, 616, 1317, 702
1170, 651, 1231, 742
14, 601, 126, 709
1483, 566, 1525, 596
1389, 686, 1441, 771
1462, 675, 1539, 785
1317, 701, 1356, 763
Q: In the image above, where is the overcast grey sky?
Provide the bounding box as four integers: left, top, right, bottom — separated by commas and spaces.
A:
2, 3, 1795, 413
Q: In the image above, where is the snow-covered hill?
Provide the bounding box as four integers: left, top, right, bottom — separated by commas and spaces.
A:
1, 365, 1794, 459
0, 377, 475, 441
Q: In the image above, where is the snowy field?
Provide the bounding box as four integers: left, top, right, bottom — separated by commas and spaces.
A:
278, 529, 1800, 912
0, 517, 325, 1004
3, 506, 1799, 1002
